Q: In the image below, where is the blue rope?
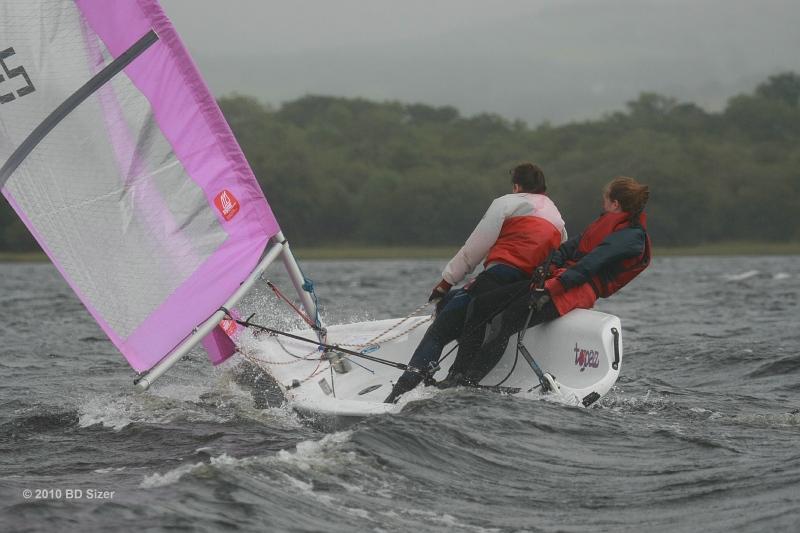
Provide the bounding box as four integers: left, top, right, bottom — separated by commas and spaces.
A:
298, 265, 322, 330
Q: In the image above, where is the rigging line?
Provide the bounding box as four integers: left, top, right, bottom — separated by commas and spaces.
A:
273, 326, 377, 374
358, 301, 432, 347
263, 279, 318, 329
336, 313, 432, 350
266, 277, 433, 350
307, 357, 325, 381
241, 349, 324, 386
343, 356, 375, 374
234, 318, 413, 372
274, 336, 321, 360
238, 347, 313, 366
490, 346, 519, 388
489, 325, 529, 388
265, 279, 433, 352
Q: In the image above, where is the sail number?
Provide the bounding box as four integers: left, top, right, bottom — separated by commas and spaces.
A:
0, 47, 36, 104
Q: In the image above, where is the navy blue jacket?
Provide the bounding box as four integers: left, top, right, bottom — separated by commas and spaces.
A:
552, 226, 647, 290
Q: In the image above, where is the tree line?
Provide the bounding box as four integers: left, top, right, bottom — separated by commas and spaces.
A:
2, 72, 799, 251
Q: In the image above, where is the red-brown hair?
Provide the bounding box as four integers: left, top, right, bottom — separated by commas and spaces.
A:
606, 176, 649, 215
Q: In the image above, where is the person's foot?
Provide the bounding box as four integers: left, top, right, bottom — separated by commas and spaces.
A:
383, 383, 407, 404
435, 372, 464, 389
384, 373, 422, 403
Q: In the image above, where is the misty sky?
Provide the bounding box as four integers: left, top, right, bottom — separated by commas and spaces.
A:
160, 0, 800, 125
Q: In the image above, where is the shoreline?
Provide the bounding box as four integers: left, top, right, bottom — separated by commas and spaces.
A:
2, 242, 799, 263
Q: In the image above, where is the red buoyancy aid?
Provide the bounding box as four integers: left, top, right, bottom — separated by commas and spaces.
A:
485, 216, 562, 276
573, 211, 651, 298
547, 211, 650, 316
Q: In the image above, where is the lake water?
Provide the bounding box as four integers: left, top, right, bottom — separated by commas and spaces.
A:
1, 256, 799, 532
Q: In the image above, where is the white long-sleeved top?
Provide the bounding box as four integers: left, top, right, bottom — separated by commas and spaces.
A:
442, 193, 567, 285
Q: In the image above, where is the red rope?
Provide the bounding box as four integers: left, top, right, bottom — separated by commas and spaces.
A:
265, 280, 317, 328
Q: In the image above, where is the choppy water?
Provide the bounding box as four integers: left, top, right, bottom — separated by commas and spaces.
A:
1, 256, 799, 532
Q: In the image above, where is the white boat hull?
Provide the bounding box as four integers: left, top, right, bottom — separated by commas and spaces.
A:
247, 309, 622, 418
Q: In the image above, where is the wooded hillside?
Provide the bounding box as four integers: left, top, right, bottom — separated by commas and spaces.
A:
2, 72, 798, 250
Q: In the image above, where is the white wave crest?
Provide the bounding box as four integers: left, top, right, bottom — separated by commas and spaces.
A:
722, 270, 760, 281
78, 395, 153, 430
732, 412, 800, 428
140, 453, 255, 488
140, 432, 355, 489
77, 392, 229, 431
595, 389, 677, 413
140, 461, 206, 488
405, 509, 501, 532
393, 383, 440, 405
275, 431, 354, 471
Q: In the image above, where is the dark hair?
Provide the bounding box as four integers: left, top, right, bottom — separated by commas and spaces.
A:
510, 163, 546, 193
606, 176, 649, 215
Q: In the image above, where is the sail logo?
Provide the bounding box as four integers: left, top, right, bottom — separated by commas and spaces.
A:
219, 308, 241, 337
220, 317, 238, 337
214, 189, 240, 221
0, 47, 36, 104
574, 343, 600, 372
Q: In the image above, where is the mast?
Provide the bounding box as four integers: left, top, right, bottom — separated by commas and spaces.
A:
275, 231, 326, 342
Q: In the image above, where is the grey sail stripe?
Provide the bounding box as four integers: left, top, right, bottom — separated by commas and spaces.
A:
0, 30, 159, 188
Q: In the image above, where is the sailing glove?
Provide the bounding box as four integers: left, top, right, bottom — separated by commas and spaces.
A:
529, 265, 547, 290
428, 279, 452, 302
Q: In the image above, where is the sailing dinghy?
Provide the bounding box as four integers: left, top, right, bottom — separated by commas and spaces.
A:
243, 309, 621, 419
1, 0, 622, 418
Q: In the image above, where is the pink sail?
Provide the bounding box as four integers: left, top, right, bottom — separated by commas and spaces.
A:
202, 309, 242, 366
0, 1, 279, 371
202, 325, 238, 367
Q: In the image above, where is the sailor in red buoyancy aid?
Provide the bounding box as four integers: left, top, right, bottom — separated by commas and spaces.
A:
440, 176, 651, 386
384, 163, 568, 403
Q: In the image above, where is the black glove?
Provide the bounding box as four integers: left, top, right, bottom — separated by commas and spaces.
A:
529, 291, 551, 313
428, 279, 452, 302
529, 265, 547, 290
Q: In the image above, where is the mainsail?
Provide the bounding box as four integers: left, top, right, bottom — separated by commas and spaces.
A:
0, 0, 281, 372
